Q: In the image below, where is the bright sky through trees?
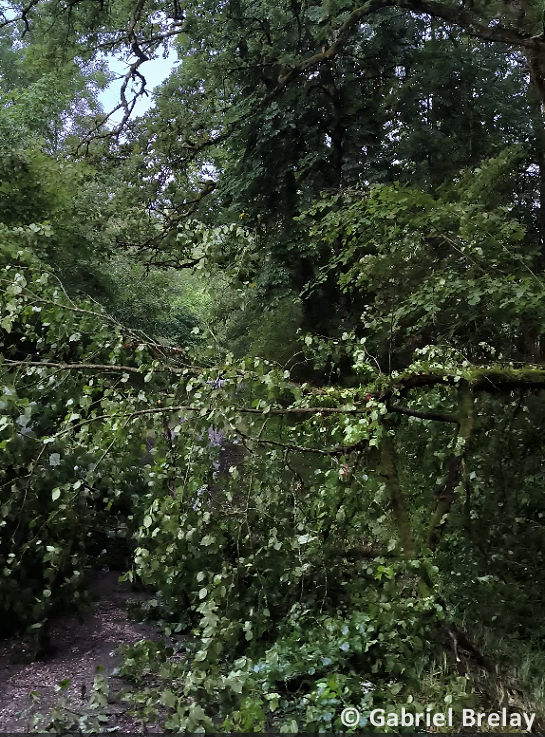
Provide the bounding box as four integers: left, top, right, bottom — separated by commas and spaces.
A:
98, 52, 177, 121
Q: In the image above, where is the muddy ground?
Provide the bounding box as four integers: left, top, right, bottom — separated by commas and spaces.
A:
0, 570, 164, 733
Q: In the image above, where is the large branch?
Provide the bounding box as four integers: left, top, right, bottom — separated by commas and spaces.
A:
382, 366, 545, 399
263, 0, 397, 103
399, 0, 542, 49
262, 0, 544, 107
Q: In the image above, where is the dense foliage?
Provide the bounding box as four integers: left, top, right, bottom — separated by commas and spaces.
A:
3, 0, 545, 731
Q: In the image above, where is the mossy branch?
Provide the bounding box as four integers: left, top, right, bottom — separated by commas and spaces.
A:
386, 366, 545, 397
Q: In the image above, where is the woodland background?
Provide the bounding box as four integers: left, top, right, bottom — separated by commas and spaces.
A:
2, 0, 545, 731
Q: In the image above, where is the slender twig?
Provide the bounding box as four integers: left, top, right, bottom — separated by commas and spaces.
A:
388, 403, 459, 424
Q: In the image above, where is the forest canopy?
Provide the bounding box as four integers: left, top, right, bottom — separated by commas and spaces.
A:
2, 0, 545, 731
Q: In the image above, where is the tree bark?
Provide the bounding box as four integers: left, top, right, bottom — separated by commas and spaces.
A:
427, 385, 474, 550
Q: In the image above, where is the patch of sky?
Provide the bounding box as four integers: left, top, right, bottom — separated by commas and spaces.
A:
98, 50, 178, 123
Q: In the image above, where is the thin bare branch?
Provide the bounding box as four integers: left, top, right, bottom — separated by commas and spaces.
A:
388, 403, 460, 424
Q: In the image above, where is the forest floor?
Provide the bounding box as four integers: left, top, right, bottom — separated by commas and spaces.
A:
0, 570, 163, 733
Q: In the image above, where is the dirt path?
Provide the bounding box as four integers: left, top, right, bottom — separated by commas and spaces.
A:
0, 570, 163, 733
